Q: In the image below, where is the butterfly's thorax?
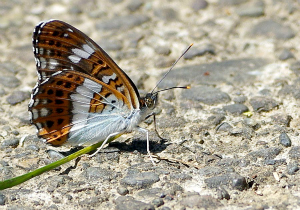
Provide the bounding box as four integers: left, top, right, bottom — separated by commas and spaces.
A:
124, 106, 150, 132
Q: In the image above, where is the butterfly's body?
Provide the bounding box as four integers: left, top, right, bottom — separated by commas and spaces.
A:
29, 20, 157, 150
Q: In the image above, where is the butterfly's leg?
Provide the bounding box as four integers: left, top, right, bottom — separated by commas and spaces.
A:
145, 112, 164, 140
138, 127, 155, 165
88, 132, 120, 157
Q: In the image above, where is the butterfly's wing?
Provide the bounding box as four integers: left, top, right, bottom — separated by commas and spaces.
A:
29, 70, 130, 146
29, 20, 141, 146
32, 20, 140, 110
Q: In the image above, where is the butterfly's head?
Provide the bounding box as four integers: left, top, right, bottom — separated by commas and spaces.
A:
143, 93, 158, 110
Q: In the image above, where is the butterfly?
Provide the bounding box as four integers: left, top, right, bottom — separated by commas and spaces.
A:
29, 20, 190, 163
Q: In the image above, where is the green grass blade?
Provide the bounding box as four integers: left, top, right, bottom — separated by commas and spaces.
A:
0, 135, 119, 190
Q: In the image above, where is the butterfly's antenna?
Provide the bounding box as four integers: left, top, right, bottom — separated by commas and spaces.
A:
151, 43, 193, 94
154, 85, 190, 95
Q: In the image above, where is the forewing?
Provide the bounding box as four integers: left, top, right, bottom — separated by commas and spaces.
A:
32, 19, 140, 109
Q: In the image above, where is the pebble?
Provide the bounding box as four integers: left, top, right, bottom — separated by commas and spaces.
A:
153, 8, 177, 21
137, 188, 164, 198
98, 39, 122, 51
120, 172, 160, 189
216, 187, 230, 200
151, 198, 164, 207
278, 49, 294, 60
6, 91, 30, 105
154, 46, 171, 55
279, 133, 292, 147
96, 14, 150, 31
236, 5, 264, 17
127, 0, 143, 12
1, 138, 19, 148
204, 173, 248, 191
223, 104, 249, 115
0, 194, 6, 205
219, 0, 247, 6
288, 146, 300, 160
191, 0, 208, 11
115, 196, 155, 210
247, 147, 281, 159
287, 162, 299, 175
182, 86, 231, 105
169, 172, 192, 181
208, 114, 225, 126
117, 186, 129, 195
180, 193, 223, 209
154, 57, 175, 68
249, 96, 279, 112
183, 45, 215, 59
198, 166, 223, 177
0, 76, 21, 88
250, 19, 295, 40
216, 122, 233, 132
80, 167, 116, 181
271, 114, 292, 127
233, 95, 247, 104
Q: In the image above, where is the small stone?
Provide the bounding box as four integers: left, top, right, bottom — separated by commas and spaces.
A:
290, 61, 300, 75
243, 118, 260, 130
287, 162, 299, 175
0, 76, 21, 88
6, 91, 30, 105
208, 114, 225, 126
0, 194, 6, 205
250, 19, 295, 40
115, 196, 155, 210
288, 146, 300, 160
198, 166, 223, 177
219, 0, 247, 6
155, 57, 175, 68
0, 88, 6, 96
216, 122, 233, 132
160, 207, 171, 210
169, 173, 192, 181
98, 39, 122, 51
191, 0, 208, 11
154, 46, 171, 55
182, 86, 231, 105
278, 49, 294, 60
184, 44, 215, 59
233, 95, 247, 103
279, 133, 292, 147
248, 147, 281, 159
80, 167, 116, 181
1, 138, 19, 148
151, 198, 164, 207
181, 193, 223, 209
96, 14, 150, 31
154, 8, 177, 21
25, 144, 40, 152
223, 104, 249, 115
249, 96, 279, 112
121, 172, 160, 189
271, 114, 292, 127
236, 5, 264, 17
127, 0, 143, 12
117, 186, 129, 195
204, 173, 248, 191
138, 188, 164, 198
216, 187, 230, 200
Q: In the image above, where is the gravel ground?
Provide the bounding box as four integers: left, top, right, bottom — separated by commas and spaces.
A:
1, 0, 300, 209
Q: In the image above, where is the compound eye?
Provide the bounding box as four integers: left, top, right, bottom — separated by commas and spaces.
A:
146, 98, 153, 108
